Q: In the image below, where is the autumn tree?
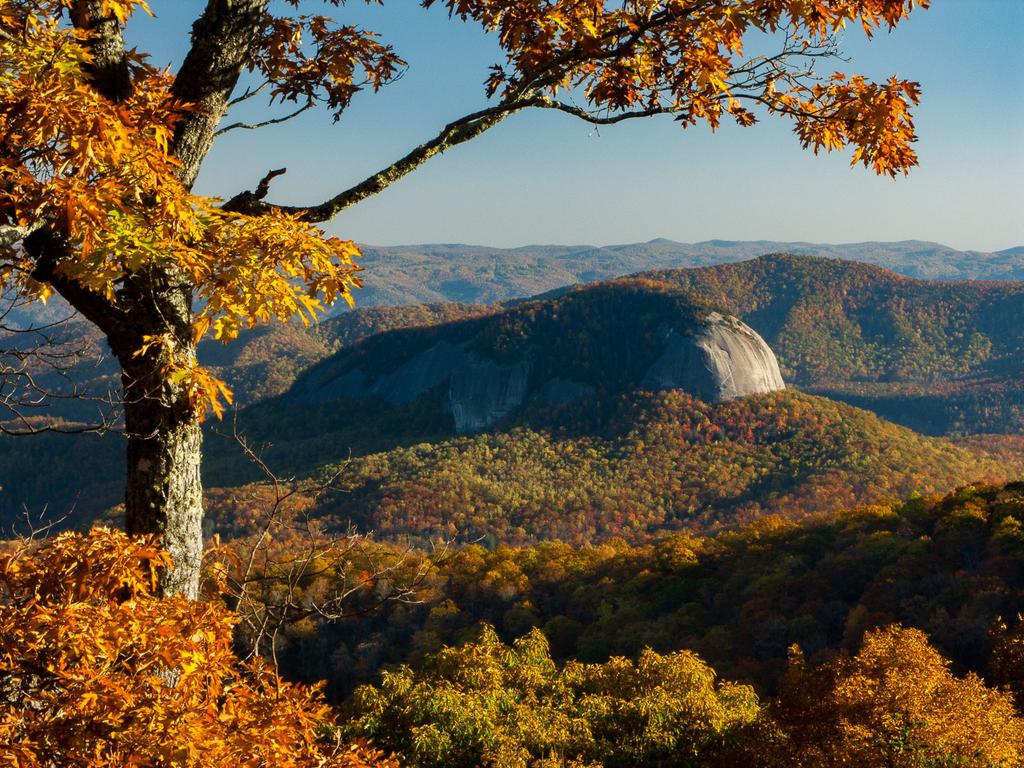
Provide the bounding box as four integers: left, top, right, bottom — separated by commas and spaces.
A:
344, 623, 762, 768
0, 527, 398, 768
769, 625, 1024, 767
0, 0, 928, 597
988, 613, 1024, 706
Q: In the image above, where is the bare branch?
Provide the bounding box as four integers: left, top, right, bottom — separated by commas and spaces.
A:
223, 97, 541, 220
221, 167, 288, 215
213, 101, 314, 137
209, 420, 450, 668
227, 80, 271, 107
535, 100, 675, 125
0, 291, 122, 436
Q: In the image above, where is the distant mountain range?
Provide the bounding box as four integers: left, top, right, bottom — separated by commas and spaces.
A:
5, 238, 1021, 410
3, 250, 1024, 536
352, 239, 1024, 307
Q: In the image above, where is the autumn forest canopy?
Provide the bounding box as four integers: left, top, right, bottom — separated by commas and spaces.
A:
10, 0, 1024, 766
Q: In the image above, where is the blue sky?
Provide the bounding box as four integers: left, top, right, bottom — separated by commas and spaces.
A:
131, 1, 1023, 251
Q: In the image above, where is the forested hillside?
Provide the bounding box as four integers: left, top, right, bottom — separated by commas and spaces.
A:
230, 390, 1024, 546
212, 253, 1024, 437
243, 482, 1024, 706
643, 254, 1024, 433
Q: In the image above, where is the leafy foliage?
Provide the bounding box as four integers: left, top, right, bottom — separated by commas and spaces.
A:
267, 482, 1024, 704
345, 623, 760, 768
309, 390, 1024, 545
427, 0, 926, 176
0, 1, 386, 417
0, 527, 396, 767
771, 625, 1024, 767
341, 619, 1024, 768
6, 523, 1023, 767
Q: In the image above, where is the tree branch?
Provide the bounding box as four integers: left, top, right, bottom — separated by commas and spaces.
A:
23, 229, 124, 338
0, 285, 121, 437
69, 0, 133, 102
214, 3, 848, 225
213, 101, 314, 137
535, 100, 675, 125
227, 81, 271, 107
221, 167, 288, 215
0, 221, 44, 250
170, 0, 270, 187
224, 97, 539, 221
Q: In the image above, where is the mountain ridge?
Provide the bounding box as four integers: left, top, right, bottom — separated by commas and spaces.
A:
4, 252, 1024, 530
351, 238, 1024, 307
282, 280, 785, 436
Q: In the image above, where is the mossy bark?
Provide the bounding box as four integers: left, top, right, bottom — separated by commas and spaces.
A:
120, 363, 203, 598
111, 270, 203, 598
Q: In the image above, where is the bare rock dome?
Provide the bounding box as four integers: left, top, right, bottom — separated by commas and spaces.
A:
286, 286, 786, 434
641, 312, 785, 402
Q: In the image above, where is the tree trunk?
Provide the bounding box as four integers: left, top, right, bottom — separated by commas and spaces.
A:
121, 369, 204, 599
112, 272, 203, 599
31, 3, 270, 598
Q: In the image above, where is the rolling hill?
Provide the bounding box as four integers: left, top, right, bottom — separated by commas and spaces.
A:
3, 255, 1024, 534
196, 278, 1024, 546
224, 253, 1024, 435
640, 254, 1024, 434
298, 389, 1024, 546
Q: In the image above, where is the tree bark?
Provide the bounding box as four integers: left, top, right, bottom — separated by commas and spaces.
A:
119, 0, 268, 593
54, 1, 268, 596
70, 1, 133, 103
110, 268, 203, 599
122, 374, 204, 599
171, 0, 269, 188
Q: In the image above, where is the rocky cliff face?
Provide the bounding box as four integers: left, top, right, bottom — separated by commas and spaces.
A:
447, 358, 532, 433
642, 312, 785, 402
286, 284, 785, 433
288, 341, 538, 433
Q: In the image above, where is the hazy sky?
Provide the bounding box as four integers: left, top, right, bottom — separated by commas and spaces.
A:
132, 1, 1023, 251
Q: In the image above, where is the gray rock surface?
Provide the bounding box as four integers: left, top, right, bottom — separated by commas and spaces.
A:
447, 358, 531, 433
642, 312, 785, 401
290, 311, 784, 434
290, 342, 468, 404
290, 342, 538, 433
